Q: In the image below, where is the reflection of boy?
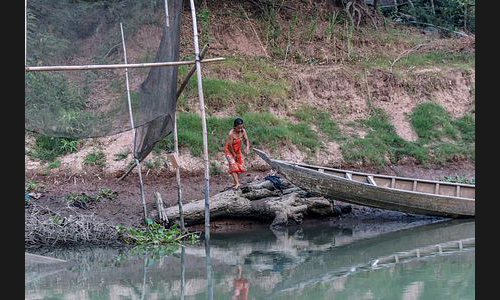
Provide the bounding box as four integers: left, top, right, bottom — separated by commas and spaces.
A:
232, 265, 249, 300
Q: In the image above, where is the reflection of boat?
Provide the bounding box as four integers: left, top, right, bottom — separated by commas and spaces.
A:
254, 149, 475, 218
269, 219, 475, 296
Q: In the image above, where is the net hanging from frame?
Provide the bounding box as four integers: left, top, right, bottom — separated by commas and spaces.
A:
25, 0, 183, 161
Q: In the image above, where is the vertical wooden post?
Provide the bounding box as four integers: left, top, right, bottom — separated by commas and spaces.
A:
25, 0, 27, 65
189, 2, 212, 299
174, 112, 185, 232
164, 0, 170, 27
205, 238, 213, 300
181, 245, 186, 300
121, 22, 148, 221
189, 0, 211, 240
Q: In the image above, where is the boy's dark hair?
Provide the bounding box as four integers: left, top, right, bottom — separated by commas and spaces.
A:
234, 118, 244, 127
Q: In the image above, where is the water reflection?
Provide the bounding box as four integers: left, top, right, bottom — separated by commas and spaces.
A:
205, 238, 213, 300
25, 219, 474, 299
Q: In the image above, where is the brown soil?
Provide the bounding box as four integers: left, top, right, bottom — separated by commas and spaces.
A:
26, 168, 271, 229
26, 161, 474, 231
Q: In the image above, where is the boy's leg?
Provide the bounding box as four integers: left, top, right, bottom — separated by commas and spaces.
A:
233, 173, 240, 189
231, 172, 238, 188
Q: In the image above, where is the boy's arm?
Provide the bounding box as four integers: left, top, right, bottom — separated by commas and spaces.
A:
226, 132, 237, 157
244, 129, 250, 153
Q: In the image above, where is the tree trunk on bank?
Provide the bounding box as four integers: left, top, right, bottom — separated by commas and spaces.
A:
150, 178, 352, 228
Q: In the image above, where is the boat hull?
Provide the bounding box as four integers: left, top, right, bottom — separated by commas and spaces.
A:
255, 150, 475, 218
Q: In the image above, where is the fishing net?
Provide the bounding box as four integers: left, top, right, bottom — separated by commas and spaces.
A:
25, 0, 183, 161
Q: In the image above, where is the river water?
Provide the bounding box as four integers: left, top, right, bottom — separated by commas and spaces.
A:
25, 219, 475, 299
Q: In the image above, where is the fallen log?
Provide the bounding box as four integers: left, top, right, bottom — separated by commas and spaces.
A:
151, 178, 351, 228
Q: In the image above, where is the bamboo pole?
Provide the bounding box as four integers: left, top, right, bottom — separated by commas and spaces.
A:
189, 0, 211, 241
117, 43, 208, 181
25, 0, 27, 65
25, 57, 224, 72
164, 0, 170, 27
205, 238, 213, 300
173, 111, 185, 232
181, 245, 186, 300
121, 22, 148, 221
177, 44, 209, 99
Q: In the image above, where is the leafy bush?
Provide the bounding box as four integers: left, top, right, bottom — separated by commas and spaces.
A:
385, 0, 475, 34
116, 222, 199, 246
96, 188, 118, 201
84, 150, 106, 168
65, 192, 93, 209
28, 134, 79, 162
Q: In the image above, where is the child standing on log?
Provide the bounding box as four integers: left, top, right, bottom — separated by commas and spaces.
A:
225, 118, 250, 189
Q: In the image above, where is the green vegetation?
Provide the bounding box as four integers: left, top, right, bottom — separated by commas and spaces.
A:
65, 188, 117, 208
96, 188, 118, 201
197, 8, 212, 45
156, 112, 319, 157
83, 150, 106, 168
411, 102, 458, 141
48, 160, 62, 170
28, 134, 79, 162
361, 51, 474, 71
25, 180, 44, 193
293, 105, 343, 141
341, 102, 474, 167
179, 57, 290, 113
114, 149, 130, 161
388, 0, 475, 34
116, 222, 199, 246
210, 162, 223, 176
342, 108, 426, 167
65, 192, 93, 208
442, 175, 475, 184
410, 102, 474, 164
395, 51, 474, 70
25, 72, 97, 138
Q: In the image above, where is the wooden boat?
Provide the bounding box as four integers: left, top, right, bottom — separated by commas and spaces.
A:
254, 149, 475, 218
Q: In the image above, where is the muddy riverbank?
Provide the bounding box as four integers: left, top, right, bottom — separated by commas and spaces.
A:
25, 161, 474, 232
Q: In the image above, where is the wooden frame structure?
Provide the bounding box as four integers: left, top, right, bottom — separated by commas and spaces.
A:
25, 0, 221, 235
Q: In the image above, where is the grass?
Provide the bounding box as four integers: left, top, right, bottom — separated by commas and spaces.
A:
114, 149, 130, 161
396, 51, 475, 70
155, 112, 319, 157
84, 150, 106, 168
293, 105, 343, 141
341, 102, 475, 167
360, 51, 475, 71
410, 102, 475, 164
47, 160, 61, 169
179, 57, 290, 113
411, 102, 458, 142
341, 108, 427, 167
28, 134, 79, 162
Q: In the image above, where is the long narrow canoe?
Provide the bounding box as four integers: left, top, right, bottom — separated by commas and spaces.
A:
254, 149, 475, 218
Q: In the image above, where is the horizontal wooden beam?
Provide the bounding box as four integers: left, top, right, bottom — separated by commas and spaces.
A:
25, 57, 225, 72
